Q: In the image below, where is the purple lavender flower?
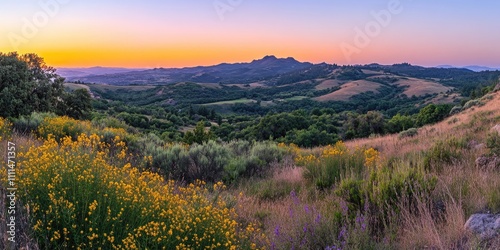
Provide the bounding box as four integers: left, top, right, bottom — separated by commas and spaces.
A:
290, 190, 299, 205
274, 225, 281, 237
338, 226, 346, 240
355, 213, 367, 231
340, 200, 348, 217
315, 213, 322, 224
325, 245, 341, 250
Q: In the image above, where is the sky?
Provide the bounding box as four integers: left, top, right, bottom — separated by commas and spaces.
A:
1, 0, 499, 68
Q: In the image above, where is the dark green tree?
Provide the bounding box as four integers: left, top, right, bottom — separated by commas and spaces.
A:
58, 89, 93, 119
0, 52, 64, 117
416, 104, 451, 126
183, 121, 214, 144
387, 113, 414, 133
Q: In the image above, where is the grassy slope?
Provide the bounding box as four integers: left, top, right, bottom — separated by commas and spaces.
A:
314, 80, 382, 101
237, 89, 500, 249
395, 77, 453, 97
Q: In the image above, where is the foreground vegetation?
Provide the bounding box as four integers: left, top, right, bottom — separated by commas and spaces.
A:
2, 88, 500, 249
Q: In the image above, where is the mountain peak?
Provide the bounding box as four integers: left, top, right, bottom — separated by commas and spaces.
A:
251, 55, 301, 65
262, 55, 278, 60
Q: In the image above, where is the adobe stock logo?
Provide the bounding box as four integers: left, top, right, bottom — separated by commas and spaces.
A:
213, 0, 244, 21
8, 0, 71, 50
340, 0, 408, 62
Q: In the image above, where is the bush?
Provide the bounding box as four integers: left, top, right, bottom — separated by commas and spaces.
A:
398, 128, 418, 139
336, 156, 437, 230
462, 99, 484, 110
12, 112, 55, 134
188, 140, 231, 182
92, 116, 129, 130
223, 141, 287, 183
157, 143, 190, 179
301, 141, 371, 189
423, 138, 466, 171
0, 116, 12, 141
38, 116, 92, 141
486, 131, 500, 156
449, 105, 462, 115
3, 133, 260, 249
224, 156, 261, 183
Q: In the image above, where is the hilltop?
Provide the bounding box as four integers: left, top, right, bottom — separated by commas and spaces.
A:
62, 58, 500, 108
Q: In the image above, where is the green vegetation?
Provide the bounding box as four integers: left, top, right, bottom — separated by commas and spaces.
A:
2, 53, 500, 249
0, 52, 92, 119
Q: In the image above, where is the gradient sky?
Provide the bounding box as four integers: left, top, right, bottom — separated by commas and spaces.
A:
1, 0, 499, 68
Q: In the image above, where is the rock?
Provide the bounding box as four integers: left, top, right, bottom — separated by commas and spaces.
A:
464, 213, 500, 240
494, 83, 500, 92
468, 140, 485, 150
475, 156, 500, 170
492, 124, 500, 135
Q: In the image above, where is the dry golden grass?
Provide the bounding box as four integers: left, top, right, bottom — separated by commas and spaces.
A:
426, 92, 462, 104
345, 90, 500, 249
314, 80, 382, 102
315, 79, 342, 90
396, 77, 453, 97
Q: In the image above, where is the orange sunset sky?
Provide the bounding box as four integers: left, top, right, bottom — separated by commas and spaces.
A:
1, 0, 499, 68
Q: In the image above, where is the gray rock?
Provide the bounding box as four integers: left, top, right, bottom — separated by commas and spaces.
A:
492, 124, 500, 135
464, 214, 500, 239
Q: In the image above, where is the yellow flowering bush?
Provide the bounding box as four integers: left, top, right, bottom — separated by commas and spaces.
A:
364, 148, 380, 168
9, 133, 261, 249
38, 116, 92, 141
0, 116, 12, 141
296, 141, 380, 189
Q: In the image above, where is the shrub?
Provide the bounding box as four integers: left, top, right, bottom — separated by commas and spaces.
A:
398, 128, 418, 139
38, 116, 92, 141
4, 133, 260, 249
486, 131, 500, 156
423, 137, 466, 171
301, 141, 371, 189
188, 140, 231, 182
158, 144, 190, 180
92, 116, 129, 130
224, 156, 261, 183
12, 112, 55, 134
0, 116, 12, 141
449, 105, 462, 115
336, 156, 437, 232
462, 99, 484, 110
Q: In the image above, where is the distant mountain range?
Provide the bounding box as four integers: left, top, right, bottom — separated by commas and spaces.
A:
436, 65, 500, 72
56, 67, 147, 78
60, 56, 312, 85
57, 56, 500, 87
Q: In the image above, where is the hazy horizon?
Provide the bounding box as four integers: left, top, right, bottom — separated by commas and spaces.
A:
2, 0, 499, 68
